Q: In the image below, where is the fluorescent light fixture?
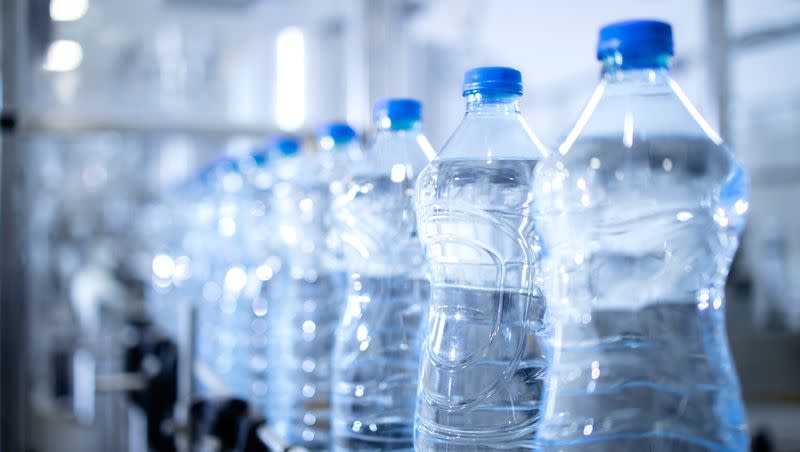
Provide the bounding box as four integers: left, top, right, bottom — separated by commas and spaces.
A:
43, 39, 83, 72
50, 0, 89, 22
275, 27, 305, 131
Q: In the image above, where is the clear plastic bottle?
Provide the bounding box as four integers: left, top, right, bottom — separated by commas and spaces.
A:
191, 156, 267, 402
414, 67, 550, 450
265, 128, 361, 449
330, 99, 435, 451
533, 20, 749, 451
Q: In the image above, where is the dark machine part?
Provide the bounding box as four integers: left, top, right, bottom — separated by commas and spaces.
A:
190, 397, 276, 452
236, 417, 270, 452
125, 321, 179, 452
752, 429, 776, 452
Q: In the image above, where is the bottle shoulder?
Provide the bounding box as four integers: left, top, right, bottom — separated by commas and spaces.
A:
546, 77, 748, 204
435, 114, 549, 161
359, 133, 433, 179
558, 79, 723, 155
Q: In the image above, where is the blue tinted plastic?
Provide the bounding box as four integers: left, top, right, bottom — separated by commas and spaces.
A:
330, 102, 434, 452
414, 68, 548, 450
533, 20, 749, 451
264, 130, 363, 448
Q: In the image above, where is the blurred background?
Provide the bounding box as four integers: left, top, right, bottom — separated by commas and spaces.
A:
1, 0, 799, 451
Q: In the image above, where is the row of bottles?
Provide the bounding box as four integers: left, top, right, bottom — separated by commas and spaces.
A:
147, 19, 750, 451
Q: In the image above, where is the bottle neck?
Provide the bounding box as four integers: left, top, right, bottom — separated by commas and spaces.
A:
436, 91, 545, 161
376, 118, 422, 133
465, 92, 520, 114
601, 54, 672, 84
318, 140, 355, 156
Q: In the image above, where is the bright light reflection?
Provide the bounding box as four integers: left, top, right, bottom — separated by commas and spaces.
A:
50, 0, 89, 22
276, 27, 305, 131
591, 360, 600, 379
623, 112, 634, 148
390, 164, 406, 183
280, 225, 298, 245
356, 324, 368, 341
697, 289, 710, 310
341, 233, 369, 259
417, 135, 438, 160
152, 254, 175, 279
713, 208, 729, 228
174, 256, 192, 280
669, 80, 723, 144
43, 40, 83, 72
218, 217, 236, 237
252, 298, 268, 316
559, 84, 606, 154
225, 266, 248, 291
299, 198, 313, 212
256, 264, 273, 281
734, 199, 749, 216
320, 136, 334, 151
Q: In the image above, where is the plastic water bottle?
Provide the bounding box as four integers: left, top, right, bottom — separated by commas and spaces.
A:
191, 156, 269, 402
265, 128, 361, 448
330, 99, 435, 451
533, 20, 749, 451
414, 67, 550, 450
189, 158, 241, 397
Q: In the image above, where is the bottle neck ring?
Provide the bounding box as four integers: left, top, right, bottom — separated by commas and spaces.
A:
464, 92, 520, 113
600, 52, 672, 75
375, 117, 421, 132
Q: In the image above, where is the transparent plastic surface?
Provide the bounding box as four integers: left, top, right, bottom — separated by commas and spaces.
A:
330, 121, 433, 451
414, 94, 549, 451
187, 161, 275, 404
533, 65, 750, 451
265, 144, 361, 449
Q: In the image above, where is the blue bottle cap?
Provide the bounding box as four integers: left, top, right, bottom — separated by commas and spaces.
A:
373, 98, 422, 123
316, 122, 357, 145
462, 66, 523, 96
597, 19, 674, 62
270, 135, 300, 156
249, 151, 268, 166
